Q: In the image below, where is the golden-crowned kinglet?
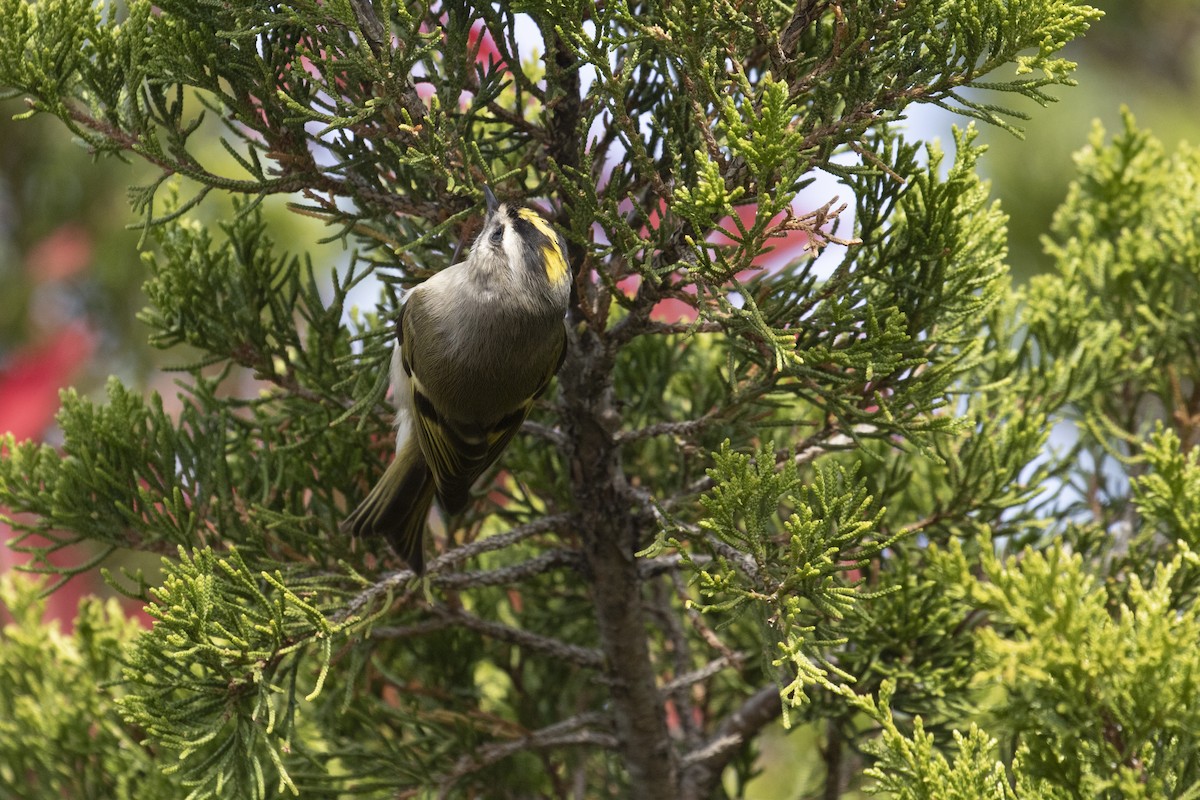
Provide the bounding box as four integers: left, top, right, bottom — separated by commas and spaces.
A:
342, 187, 571, 573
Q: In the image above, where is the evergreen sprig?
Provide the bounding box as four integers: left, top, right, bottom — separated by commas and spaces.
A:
0, 574, 185, 798
20, 0, 1200, 798
860, 683, 1017, 800
969, 540, 1200, 796
115, 546, 374, 800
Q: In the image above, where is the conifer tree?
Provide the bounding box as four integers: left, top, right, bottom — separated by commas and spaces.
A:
8, 1, 1198, 799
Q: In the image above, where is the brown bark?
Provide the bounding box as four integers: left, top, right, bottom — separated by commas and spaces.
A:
560, 324, 679, 797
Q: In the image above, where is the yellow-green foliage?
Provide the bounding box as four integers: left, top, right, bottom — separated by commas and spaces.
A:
0, 575, 183, 799
970, 541, 1200, 797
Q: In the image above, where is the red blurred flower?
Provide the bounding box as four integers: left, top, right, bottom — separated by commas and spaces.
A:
0, 324, 95, 443
0, 324, 96, 624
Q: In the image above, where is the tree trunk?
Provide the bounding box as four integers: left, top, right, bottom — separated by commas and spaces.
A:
561, 325, 678, 797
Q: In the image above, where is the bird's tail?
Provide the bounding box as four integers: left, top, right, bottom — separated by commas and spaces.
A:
341, 441, 435, 574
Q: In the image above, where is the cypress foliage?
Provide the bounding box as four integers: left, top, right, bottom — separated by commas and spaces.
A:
7, 1, 1196, 798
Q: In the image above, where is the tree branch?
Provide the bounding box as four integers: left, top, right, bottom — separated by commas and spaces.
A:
335, 542, 578, 622
679, 684, 783, 800
615, 412, 720, 444
648, 577, 703, 748
427, 512, 573, 571
375, 605, 605, 670
659, 655, 743, 696
432, 549, 581, 590
439, 711, 618, 797
521, 420, 570, 449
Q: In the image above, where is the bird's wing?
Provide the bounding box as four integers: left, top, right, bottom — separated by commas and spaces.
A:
537, 319, 569, 398
480, 319, 567, 463
413, 321, 568, 516
398, 292, 483, 512
430, 402, 527, 515
441, 321, 568, 511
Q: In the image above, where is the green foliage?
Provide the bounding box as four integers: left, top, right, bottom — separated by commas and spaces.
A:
115, 546, 376, 799
676, 441, 891, 718
1133, 427, 1200, 556
2, 380, 226, 568
0, 574, 185, 799
23, 0, 1200, 798
861, 685, 1016, 800
967, 541, 1200, 798
1031, 107, 1200, 451
1022, 109, 1200, 610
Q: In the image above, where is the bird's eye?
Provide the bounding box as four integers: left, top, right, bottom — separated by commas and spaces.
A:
489, 225, 504, 245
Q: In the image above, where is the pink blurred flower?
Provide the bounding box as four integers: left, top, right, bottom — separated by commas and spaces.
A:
24, 224, 93, 281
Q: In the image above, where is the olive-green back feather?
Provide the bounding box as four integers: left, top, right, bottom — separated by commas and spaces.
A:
409, 322, 566, 515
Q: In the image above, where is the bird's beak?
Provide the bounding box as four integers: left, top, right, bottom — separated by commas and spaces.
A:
483, 185, 499, 216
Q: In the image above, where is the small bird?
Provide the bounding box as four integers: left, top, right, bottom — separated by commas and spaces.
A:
342, 187, 571, 573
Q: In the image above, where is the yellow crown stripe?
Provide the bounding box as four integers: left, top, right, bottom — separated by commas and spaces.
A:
542, 245, 568, 284
517, 208, 569, 285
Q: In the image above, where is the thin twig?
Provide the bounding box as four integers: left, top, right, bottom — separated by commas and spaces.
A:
616, 412, 719, 444
637, 553, 713, 578
678, 570, 747, 660
374, 605, 605, 669
648, 577, 703, 748
432, 548, 581, 590
368, 616, 451, 640
439, 712, 617, 796
426, 512, 573, 571
335, 533, 578, 621
659, 654, 744, 696
679, 684, 783, 800
522, 420, 570, 448
335, 567, 414, 622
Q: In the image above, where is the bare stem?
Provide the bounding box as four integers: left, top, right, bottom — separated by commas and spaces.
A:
679, 684, 783, 800
375, 605, 605, 669
439, 712, 618, 797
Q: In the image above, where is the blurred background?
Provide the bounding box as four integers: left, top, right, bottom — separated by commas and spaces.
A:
1, 1, 1198, 792
973, 2, 1200, 280
0, 100, 344, 616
